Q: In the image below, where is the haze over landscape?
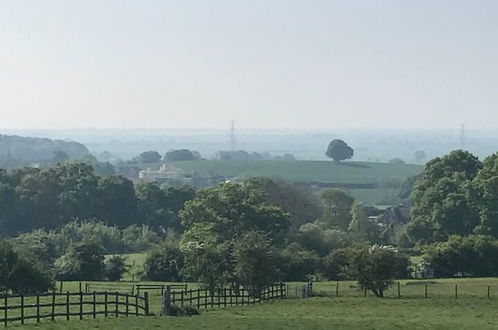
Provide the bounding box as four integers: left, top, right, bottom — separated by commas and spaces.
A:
1, 0, 498, 130
1, 2, 498, 329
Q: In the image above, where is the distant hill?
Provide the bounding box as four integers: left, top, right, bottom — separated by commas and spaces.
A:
0, 135, 89, 168
142, 159, 424, 205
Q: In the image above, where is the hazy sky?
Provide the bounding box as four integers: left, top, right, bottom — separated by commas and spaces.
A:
1, 1, 497, 130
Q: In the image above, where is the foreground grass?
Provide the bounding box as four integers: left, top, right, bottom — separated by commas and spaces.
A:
13, 297, 498, 330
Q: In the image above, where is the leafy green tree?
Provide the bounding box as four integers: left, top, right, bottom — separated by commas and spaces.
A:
348, 201, 379, 243
344, 246, 409, 297
0, 240, 53, 294
278, 243, 319, 281
104, 255, 128, 281
469, 153, 498, 236
408, 150, 482, 243
320, 188, 354, 230
246, 177, 321, 232
134, 151, 161, 163
164, 149, 196, 161
96, 175, 138, 226
326, 139, 354, 162
136, 183, 182, 231
423, 235, 498, 277
233, 231, 279, 297
180, 182, 290, 243
55, 240, 105, 281
142, 241, 184, 281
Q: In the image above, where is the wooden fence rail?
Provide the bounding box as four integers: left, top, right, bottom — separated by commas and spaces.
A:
84, 283, 135, 294
164, 283, 287, 315
136, 284, 188, 296
0, 291, 149, 326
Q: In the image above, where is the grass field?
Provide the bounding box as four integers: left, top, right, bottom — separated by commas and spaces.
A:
143, 160, 423, 205
10, 278, 498, 329
14, 296, 498, 330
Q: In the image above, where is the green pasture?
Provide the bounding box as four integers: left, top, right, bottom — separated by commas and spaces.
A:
142, 159, 423, 205
13, 294, 498, 330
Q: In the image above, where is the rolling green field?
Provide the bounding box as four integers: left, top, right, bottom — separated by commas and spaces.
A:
145, 160, 423, 205
11, 278, 498, 329
14, 296, 498, 330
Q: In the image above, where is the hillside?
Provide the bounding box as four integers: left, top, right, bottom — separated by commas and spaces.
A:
146, 160, 424, 205
0, 135, 89, 168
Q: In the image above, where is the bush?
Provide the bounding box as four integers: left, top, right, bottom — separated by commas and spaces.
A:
169, 305, 200, 317
55, 240, 105, 281
0, 240, 53, 294
104, 255, 128, 281
423, 235, 498, 277
142, 241, 184, 281
278, 243, 319, 281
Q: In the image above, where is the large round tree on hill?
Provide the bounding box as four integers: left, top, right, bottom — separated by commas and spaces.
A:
326, 139, 354, 162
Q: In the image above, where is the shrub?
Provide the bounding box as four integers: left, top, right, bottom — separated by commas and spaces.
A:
142, 241, 184, 281
104, 255, 128, 281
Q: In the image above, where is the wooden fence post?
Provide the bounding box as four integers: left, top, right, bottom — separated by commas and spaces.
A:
51, 291, 56, 321
144, 292, 149, 316
79, 282, 82, 293
135, 294, 139, 316
455, 284, 458, 299
115, 292, 119, 317
21, 295, 25, 325
4, 294, 7, 326
126, 294, 129, 316
36, 293, 41, 323
336, 283, 339, 297
66, 292, 70, 320
197, 289, 201, 308
105, 292, 108, 317
364, 289, 367, 298
398, 282, 401, 298
424, 284, 428, 298
488, 286, 491, 299
79, 291, 83, 320
163, 285, 171, 316
93, 292, 97, 318
60, 281, 63, 293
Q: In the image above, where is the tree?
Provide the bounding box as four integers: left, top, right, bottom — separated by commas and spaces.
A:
278, 243, 319, 281
408, 150, 482, 243
142, 241, 184, 281
320, 189, 354, 230
326, 139, 354, 162
104, 255, 128, 281
180, 182, 290, 244
55, 240, 105, 281
164, 149, 196, 161
245, 177, 321, 232
348, 201, 379, 243
469, 153, 498, 236
96, 175, 138, 227
233, 231, 279, 297
135, 151, 162, 164
136, 183, 182, 232
414, 150, 426, 163
344, 245, 409, 297
423, 235, 498, 277
0, 240, 53, 294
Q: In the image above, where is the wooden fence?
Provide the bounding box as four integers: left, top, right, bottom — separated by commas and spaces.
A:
136, 284, 188, 296
164, 283, 286, 315
0, 291, 149, 326
85, 283, 135, 294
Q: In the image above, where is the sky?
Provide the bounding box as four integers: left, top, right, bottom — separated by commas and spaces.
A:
1, 0, 497, 130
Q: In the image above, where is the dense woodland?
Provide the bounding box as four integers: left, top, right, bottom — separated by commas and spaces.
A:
0, 150, 497, 297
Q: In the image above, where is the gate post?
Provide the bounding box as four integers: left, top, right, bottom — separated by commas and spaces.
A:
163, 285, 172, 316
